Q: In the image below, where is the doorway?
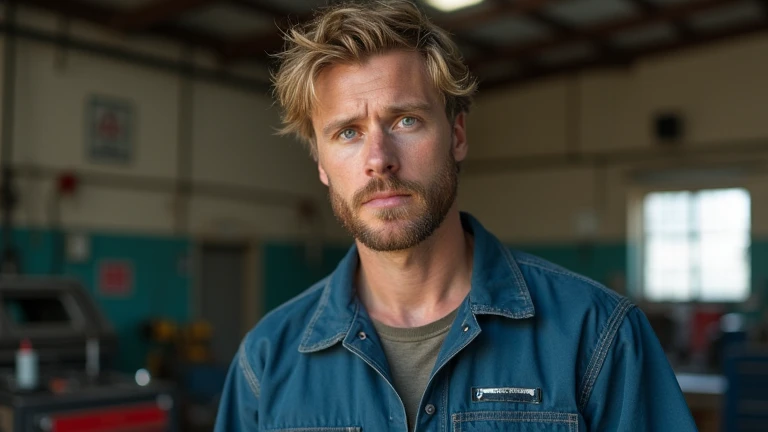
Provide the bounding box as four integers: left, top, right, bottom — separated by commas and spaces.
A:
199, 243, 247, 365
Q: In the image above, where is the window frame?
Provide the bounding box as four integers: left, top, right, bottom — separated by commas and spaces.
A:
628, 182, 752, 304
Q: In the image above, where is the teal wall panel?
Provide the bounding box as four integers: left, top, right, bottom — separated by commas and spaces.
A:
261, 241, 628, 313
7, 227, 766, 374
751, 239, 768, 303
261, 239, 768, 314
64, 233, 191, 372
2, 228, 191, 373
508, 242, 627, 291
263, 243, 350, 312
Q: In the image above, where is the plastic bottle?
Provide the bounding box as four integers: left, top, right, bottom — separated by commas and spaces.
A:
86, 337, 100, 380
16, 338, 38, 390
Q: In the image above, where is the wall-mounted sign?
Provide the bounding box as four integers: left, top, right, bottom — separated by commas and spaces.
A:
85, 95, 135, 165
98, 260, 134, 297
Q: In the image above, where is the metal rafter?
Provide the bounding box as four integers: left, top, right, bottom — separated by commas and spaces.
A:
111, 0, 224, 32
482, 15, 768, 90
437, 0, 559, 32
469, 0, 744, 69
18, 0, 226, 53
527, 6, 618, 61
219, 0, 560, 63
760, 0, 768, 15
484, 0, 619, 73
218, 1, 312, 63
628, 0, 695, 39
230, 0, 304, 19
14, 0, 768, 89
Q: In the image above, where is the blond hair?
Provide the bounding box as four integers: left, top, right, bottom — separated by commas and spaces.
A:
272, 0, 477, 158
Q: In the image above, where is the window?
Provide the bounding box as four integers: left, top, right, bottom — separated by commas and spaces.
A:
3, 294, 74, 327
642, 188, 750, 302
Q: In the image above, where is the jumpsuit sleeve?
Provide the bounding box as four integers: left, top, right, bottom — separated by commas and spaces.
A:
214, 340, 261, 432
581, 306, 699, 431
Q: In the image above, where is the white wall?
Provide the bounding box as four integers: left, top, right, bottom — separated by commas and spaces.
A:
0, 5, 345, 241
467, 78, 570, 158
461, 32, 768, 243
8, 5, 765, 246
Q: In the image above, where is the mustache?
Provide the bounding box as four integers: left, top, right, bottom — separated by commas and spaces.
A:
352, 177, 425, 208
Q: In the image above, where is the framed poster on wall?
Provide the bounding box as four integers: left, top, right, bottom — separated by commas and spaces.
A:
85, 95, 135, 165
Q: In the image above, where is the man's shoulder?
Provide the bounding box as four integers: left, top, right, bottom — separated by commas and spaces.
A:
510, 250, 646, 393
510, 249, 631, 317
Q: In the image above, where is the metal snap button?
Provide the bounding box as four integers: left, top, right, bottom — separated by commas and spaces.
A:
462, 325, 469, 332
424, 404, 436, 415
358, 331, 367, 340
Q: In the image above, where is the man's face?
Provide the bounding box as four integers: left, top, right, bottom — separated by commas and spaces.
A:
311, 50, 468, 252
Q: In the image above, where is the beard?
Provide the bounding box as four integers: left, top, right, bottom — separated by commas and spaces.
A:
328, 149, 459, 252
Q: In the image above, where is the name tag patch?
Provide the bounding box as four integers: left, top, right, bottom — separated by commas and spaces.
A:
471, 387, 542, 404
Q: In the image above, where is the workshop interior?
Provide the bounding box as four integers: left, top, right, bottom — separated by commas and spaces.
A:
0, 0, 767, 430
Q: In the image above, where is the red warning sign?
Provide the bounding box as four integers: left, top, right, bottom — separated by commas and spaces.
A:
98, 260, 134, 297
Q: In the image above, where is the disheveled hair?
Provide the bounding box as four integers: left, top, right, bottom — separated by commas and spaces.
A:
272, 0, 478, 158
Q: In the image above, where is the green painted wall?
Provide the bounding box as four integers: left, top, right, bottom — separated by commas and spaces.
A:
750, 239, 768, 305
2, 228, 191, 373
8, 227, 766, 374
262, 239, 768, 314
508, 242, 628, 293
263, 243, 351, 312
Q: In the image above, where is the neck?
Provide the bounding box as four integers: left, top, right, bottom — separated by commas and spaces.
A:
356, 207, 473, 328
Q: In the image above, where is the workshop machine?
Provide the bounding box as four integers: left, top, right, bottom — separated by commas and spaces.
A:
0, 277, 178, 432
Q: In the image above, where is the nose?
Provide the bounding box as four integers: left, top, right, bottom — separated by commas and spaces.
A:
363, 129, 400, 178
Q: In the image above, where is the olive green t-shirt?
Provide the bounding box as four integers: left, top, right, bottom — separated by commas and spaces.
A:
372, 308, 459, 431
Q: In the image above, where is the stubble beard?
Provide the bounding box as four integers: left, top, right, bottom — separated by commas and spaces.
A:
328, 150, 459, 252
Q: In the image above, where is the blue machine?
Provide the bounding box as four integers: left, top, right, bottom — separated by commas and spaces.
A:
721, 346, 768, 432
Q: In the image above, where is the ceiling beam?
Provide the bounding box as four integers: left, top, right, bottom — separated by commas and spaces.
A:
18, 0, 110, 24
628, 0, 695, 40
527, 7, 618, 58
487, 0, 571, 33
527, 11, 573, 33
629, 0, 658, 14
483, 0, 617, 71
760, 0, 768, 15
481, 17, 768, 91
230, 0, 304, 19
17, 0, 226, 53
217, 1, 312, 63
437, 0, 559, 32
469, 0, 742, 69
219, 0, 558, 64
111, 0, 225, 32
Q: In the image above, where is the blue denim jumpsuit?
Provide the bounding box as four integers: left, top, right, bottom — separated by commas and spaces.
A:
215, 213, 698, 431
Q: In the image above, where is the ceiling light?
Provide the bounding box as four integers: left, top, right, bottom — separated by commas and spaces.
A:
424, 0, 484, 13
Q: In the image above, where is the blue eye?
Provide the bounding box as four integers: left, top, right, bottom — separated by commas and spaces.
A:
401, 117, 417, 127
340, 129, 357, 140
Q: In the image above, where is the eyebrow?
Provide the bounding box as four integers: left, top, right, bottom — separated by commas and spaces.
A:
321, 102, 433, 138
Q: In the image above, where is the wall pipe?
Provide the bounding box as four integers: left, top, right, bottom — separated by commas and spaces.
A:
0, 22, 271, 95
1, 0, 21, 273
14, 163, 313, 209
463, 138, 768, 175
175, 48, 194, 235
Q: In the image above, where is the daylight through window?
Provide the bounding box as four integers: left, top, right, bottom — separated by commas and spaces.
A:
642, 188, 750, 302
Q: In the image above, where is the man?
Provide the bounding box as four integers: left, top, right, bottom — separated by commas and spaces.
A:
215, 1, 697, 431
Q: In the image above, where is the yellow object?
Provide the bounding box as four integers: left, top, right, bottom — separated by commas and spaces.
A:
186, 321, 212, 341
154, 320, 178, 342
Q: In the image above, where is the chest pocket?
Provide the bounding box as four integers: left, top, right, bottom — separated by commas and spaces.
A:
453, 411, 578, 432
